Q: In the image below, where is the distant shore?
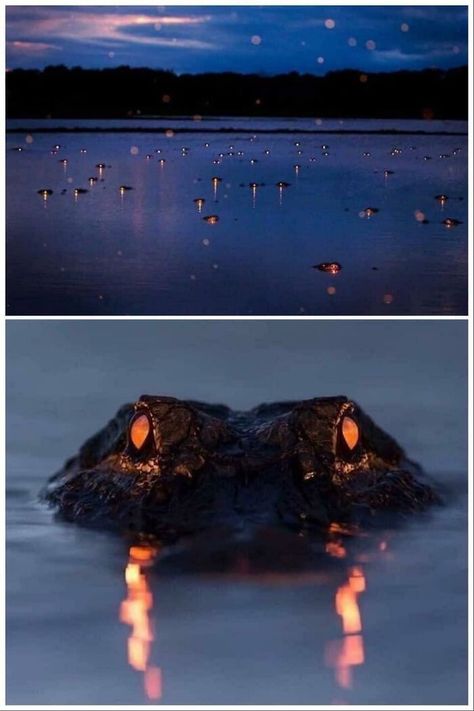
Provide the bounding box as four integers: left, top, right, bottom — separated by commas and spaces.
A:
6, 126, 468, 136
6, 65, 468, 121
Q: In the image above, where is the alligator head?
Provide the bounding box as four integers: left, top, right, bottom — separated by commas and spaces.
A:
43, 395, 439, 537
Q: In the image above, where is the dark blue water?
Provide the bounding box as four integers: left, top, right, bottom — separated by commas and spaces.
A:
6, 320, 468, 704
6, 118, 467, 315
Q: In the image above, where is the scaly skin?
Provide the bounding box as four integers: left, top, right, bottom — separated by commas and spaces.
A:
42, 395, 439, 537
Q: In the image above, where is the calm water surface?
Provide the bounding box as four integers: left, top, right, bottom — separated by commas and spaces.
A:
6, 474, 468, 705
6, 118, 467, 315
6, 321, 468, 704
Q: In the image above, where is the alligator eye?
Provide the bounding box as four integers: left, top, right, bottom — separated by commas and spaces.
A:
129, 413, 151, 451
342, 416, 359, 450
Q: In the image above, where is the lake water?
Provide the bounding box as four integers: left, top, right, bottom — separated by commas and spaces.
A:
6, 320, 468, 705
6, 118, 467, 315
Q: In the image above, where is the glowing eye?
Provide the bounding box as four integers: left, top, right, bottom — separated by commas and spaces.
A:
342, 416, 359, 450
130, 414, 150, 450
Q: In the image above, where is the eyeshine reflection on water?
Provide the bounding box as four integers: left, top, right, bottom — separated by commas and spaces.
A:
121, 545, 162, 701
6, 118, 467, 315
81, 517, 459, 706
116, 530, 379, 703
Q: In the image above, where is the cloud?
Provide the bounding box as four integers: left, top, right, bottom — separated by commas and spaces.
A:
7, 40, 60, 55
373, 48, 426, 63
373, 45, 465, 65
6, 9, 217, 50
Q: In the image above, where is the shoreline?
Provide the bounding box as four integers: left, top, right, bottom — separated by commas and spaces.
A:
6, 126, 468, 136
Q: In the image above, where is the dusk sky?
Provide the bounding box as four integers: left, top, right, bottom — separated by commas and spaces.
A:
6, 5, 468, 75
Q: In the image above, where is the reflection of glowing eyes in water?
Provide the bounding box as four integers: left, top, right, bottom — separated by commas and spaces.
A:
120, 546, 162, 700
193, 198, 205, 212
275, 181, 290, 206
342, 417, 359, 450
211, 176, 221, 201
325, 565, 367, 690
129, 413, 151, 450
349, 566, 365, 593
336, 579, 361, 633
249, 183, 258, 206
325, 635, 365, 690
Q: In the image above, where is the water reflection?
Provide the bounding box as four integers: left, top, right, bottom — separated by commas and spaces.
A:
113, 523, 436, 703
326, 632, 365, 690
117, 530, 382, 702
250, 182, 257, 208
323, 523, 379, 693
211, 176, 221, 201
6, 125, 468, 315
325, 561, 367, 691
324, 533, 391, 695
119, 545, 162, 700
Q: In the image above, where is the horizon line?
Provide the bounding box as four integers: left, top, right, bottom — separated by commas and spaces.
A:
6, 62, 468, 77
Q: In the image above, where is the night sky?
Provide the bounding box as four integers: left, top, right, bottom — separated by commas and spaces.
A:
6, 5, 468, 75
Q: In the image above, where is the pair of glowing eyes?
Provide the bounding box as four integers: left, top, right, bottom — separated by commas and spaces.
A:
129, 412, 360, 453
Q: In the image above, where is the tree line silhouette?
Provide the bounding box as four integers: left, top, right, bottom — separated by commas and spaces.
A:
6, 64, 467, 119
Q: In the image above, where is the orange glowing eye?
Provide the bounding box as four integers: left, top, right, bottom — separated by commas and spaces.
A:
342, 417, 359, 450
130, 414, 151, 450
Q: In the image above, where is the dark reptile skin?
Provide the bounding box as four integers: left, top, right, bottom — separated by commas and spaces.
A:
42, 395, 439, 537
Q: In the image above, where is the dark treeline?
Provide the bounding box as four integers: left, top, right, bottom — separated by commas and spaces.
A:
6, 64, 468, 119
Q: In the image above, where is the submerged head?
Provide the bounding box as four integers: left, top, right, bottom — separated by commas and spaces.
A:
43, 395, 438, 536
